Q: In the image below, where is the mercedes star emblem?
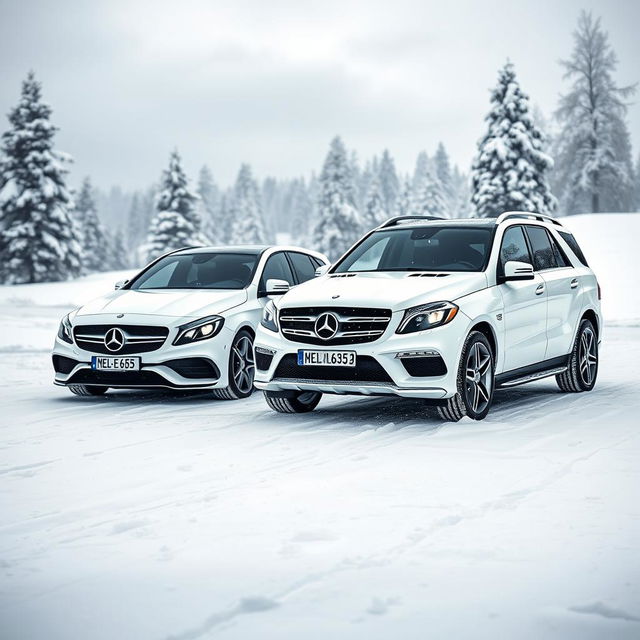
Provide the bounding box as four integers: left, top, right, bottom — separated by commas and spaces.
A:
314, 312, 339, 340
104, 327, 126, 352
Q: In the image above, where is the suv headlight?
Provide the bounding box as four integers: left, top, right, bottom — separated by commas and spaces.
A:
396, 301, 459, 334
173, 315, 224, 345
57, 313, 73, 344
261, 300, 278, 332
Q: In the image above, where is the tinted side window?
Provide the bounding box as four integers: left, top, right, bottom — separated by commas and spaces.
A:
260, 253, 294, 292
288, 252, 317, 283
559, 231, 589, 267
499, 226, 531, 274
548, 231, 571, 268
525, 226, 557, 270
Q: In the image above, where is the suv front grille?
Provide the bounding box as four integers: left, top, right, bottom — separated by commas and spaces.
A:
279, 307, 392, 346
73, 324, 169, 355
274, 354, 393, 383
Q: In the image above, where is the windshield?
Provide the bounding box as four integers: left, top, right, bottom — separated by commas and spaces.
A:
129, 253, 259, 290
334, 226, 494, 273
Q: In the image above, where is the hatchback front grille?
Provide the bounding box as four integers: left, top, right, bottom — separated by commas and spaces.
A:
279, 307, 392, 346
73, 324, 169, 355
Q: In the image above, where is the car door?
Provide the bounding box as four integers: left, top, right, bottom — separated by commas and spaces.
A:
497, 225, 548, 372
525, 225, 582, 360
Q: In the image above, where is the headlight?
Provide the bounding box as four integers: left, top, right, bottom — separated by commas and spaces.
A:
173, 315, 224, 345
261, 300, 278, 332
57, 313, 73, 344
396, 301, 459, 334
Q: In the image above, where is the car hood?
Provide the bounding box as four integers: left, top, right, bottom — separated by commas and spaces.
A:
277, 272, 488, 312
75, 288, 248, 319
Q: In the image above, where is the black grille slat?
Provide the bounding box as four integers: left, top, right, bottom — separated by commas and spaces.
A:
400, 356, 448, 377
279, 307, 391, 346
73, 324, 169, 355
274, 355, 393, 384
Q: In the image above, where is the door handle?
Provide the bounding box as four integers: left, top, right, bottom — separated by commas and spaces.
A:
570, 278, 579, 289
535, 284, 545, 295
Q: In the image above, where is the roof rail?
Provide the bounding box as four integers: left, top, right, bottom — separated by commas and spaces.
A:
495, 212, 563, 227
378, 215, 445, 229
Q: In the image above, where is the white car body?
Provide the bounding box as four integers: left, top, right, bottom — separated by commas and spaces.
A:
52, 245, 328, 394
255, 213, 602, 418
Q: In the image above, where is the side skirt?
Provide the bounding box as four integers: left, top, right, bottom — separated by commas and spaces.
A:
495, 355, 569, 389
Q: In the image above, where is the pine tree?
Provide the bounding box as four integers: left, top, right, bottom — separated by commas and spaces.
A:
109, 227, 129, 270
289, 178, 313, 243
146, 150, 200, 261
363, 177, 386, 229
126, 193, 142, 252
554, 11, 636, 214
230, 163, 268, 244
75, 177, 109, 272
197, 165, 220, 244
395, 178, 413, 216
413, 170, 448, 218
311, 136, 362, 260
434, 143, 454, 208
634, 155, 640, 210
0, 72, 82, 283
471, 62, 556, 218
378, 149, 400, 214
412, 151, 429, 194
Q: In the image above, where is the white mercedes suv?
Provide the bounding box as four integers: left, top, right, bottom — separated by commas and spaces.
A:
254, 213, 601, 421
53, 245, 328, 398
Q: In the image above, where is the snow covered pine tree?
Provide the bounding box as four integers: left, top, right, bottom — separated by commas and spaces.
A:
146, 150, 201, 261
554, 11, 636, 214
0, 72, 82, 283
312, 136, 362, 260
413, 169, 449, 218
230, 164, 268, 244
363, 177, 387, 229
471, 62, 556, 218
75, 177, 109, 273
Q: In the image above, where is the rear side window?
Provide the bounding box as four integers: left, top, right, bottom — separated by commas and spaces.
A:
525, 226, 557, 270
288, 252, 317, 283
559, 231, 589, 267
548, 232, 571, 268
499, 226, 531, 273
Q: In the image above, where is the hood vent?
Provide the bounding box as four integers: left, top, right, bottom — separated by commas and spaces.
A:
407, 273, 449, 278
329, 273, 357, 278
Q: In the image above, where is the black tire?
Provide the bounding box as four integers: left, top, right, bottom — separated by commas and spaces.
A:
211, 329, 255, 400
556, 319, 598, 393
437, 331, 495, 422
68, 384, 108, 397
264, 390, 322, 413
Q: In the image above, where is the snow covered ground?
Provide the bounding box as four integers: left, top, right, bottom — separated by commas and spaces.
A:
1, 214, 639, 639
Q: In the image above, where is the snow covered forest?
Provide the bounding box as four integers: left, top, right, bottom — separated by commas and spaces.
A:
1, 11, 638, 282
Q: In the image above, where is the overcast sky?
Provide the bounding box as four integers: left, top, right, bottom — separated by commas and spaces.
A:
1, 0, 639, 191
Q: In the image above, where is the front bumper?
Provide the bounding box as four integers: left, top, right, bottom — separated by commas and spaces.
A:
52, 324, 235, 390
254, 312, 469, 400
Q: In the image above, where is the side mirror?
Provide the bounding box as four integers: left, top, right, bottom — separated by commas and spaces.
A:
503, 261, 535, 282
315, 264, 331, 277
265, 278, 290, 296
115, 279, 129, 290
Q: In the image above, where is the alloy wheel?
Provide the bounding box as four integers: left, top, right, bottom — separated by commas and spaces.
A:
232, 336, 255, 394
464, 341, 493, 414
578, 326, 597, 386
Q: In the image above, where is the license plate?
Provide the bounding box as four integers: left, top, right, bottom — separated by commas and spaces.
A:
91, 356, 140, 371
297, 350, 356, 367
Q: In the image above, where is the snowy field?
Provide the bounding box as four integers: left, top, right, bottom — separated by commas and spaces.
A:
1, 214, 639, 639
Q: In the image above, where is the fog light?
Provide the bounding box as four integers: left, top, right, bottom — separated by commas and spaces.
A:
395, 350, 440, 359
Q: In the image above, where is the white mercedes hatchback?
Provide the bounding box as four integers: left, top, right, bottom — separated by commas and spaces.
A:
53, 245, 328, 398
255, 213, 602, 421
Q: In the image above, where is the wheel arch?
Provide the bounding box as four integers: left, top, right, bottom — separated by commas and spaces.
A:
581, 308, 599, 338
469, 320, 498, 362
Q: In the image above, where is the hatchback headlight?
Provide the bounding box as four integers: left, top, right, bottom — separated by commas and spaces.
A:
57, 313, 73, 344
173, 315, 224, 345
397, 301, 459, 334
261, 300, 278, 332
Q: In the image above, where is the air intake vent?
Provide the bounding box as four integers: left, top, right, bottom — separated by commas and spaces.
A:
406, 273, 449, 278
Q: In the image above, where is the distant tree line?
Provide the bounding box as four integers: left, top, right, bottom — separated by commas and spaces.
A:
0, 10, 637, 280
